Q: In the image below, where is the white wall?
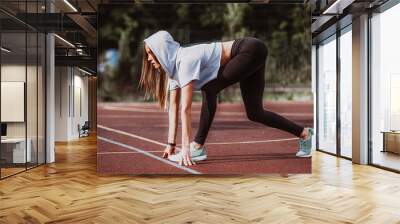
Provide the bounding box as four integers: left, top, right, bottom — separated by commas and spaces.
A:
55, 66, 69, 141
72, 71, 89, 138
54, 67, 89, 141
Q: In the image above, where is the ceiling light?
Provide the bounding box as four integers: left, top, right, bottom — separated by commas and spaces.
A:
1, 47, 11, 53
323, 0, 354, 15
251, 0, 270, 2
54, 34, 75, 48
63, 0, 78, 12
76, 48, 85, 55
78, 67, 93, 76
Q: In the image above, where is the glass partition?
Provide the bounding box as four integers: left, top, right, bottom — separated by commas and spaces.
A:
317, 35, 337, 154
0, 1, 46, 179
1, 30, 28, 177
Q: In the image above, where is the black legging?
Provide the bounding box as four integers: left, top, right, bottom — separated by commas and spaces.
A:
193, 37, 304, 145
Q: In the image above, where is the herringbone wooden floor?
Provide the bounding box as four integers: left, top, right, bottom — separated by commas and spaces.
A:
1, 134, 400, 224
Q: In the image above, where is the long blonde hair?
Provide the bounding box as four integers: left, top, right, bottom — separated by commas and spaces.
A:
138, 45, 169, 111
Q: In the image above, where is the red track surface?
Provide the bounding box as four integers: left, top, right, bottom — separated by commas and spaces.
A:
97, 101, 313, 174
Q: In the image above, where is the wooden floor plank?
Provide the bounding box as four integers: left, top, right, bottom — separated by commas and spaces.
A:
0, 134, 400, 223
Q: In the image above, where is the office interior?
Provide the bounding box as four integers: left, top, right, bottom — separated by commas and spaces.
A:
0, 0, 97, 179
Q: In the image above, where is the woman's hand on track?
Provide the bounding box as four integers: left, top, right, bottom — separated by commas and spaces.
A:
162, 145, 176, 158
179, 146, 195, 166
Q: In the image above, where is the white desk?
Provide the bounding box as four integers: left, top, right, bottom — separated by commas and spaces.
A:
1, 138, 32, 163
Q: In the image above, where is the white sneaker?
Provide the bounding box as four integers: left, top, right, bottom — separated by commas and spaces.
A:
295, 150, 312, 157
168, 142, 207, 162
295, 128, 314, 157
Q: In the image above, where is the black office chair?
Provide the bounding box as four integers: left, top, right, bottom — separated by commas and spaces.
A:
78, 121, 90, 138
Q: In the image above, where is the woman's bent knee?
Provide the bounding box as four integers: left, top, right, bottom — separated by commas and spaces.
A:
246, 110, 263, 122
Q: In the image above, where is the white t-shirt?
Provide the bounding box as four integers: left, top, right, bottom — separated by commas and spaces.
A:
168, 42, 222, 91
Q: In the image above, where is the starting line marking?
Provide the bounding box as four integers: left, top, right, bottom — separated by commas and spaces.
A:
184, 138, 298, 146
98, 125, 166, 147
99, 124, 298, 147
100, 105, 312, 117
97, 137, 298, 155
98, 151, 162, 155
98, 125, 299, 157
97, 136, 202, 174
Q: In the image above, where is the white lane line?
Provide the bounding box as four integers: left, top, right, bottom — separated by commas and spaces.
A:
98, 115, 165, 118
99, 124, 298, 147
98, 151, 162, 155
189, 138, 298, 146
98, 137, 297, 154
97, 138, 298, 154
98, 125, 166, 147
101, 106, 163, 113
97, 136, 201, 174
98, 137, 296, 155
100, 106, 312, 117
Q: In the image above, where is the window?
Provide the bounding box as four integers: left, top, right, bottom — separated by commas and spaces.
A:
317, 35, 337, 154
339, 27, 352, 158
370, 2, 400, 171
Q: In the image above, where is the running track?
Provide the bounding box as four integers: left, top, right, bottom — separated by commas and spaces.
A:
97, 101, 313, 174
